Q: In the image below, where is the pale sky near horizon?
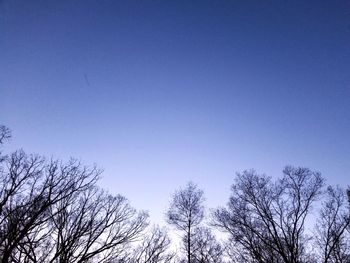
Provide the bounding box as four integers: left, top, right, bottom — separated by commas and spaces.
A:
1, 0, 350, 225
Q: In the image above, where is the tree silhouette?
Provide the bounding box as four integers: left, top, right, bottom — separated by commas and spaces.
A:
2, 126, 350, 263
0, 127, 148, 263
127, 225, 175, 263
213, 167, 324, 263
191, 227, 223, 263
315, 186, 350, 263
167, 182, 204, 263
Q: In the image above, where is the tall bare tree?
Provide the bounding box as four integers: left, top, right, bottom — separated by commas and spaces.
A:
167, 182, 204, 263
0, 126, 148, 263
213, 166, 324, 263
17, 186, 148, 263
0, 151, 101, 262
315, 186, 350, 263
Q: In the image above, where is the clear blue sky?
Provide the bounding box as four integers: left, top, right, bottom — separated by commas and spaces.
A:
1, 0, 349, 223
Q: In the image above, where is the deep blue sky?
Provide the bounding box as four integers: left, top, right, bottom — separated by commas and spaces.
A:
1, 0, 350, 223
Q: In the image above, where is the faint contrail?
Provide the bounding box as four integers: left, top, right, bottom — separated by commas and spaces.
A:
84, 73, 91, 87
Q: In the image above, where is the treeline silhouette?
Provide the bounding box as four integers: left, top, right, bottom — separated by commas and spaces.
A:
0, 125, 349, 263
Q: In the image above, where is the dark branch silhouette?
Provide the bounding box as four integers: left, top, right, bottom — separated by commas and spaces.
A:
167, 182, 204, 263
0, 126, 148, 263
213, 167, 324, 263
2, 126, 350, 263
127, 225, 175, 263
315, 186, 350, 263
190, 227, 224, 263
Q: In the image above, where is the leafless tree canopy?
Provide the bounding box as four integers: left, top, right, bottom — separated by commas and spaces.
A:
167, 182, 205, 263
213, 167, 350, 263
190, 227, 224, 263
0, 127, 148, 263
0, 125, 10, 163
315, 186, 350, 263
126, 225, 175, 263
0, 125, 10, 145
1, 126, 350, 263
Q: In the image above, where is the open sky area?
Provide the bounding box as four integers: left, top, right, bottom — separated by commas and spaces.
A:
1, 0, 350, 224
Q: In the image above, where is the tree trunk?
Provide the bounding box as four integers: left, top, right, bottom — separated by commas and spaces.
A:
188, 224, 191, 263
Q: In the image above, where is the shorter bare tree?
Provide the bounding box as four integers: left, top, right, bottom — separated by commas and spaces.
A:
0, 125, 11, 165
347, 187, 350, 234
315, 186, 350, 263
0, 125, 10, 145
167, 182, 204, 263
128, 225, 175, 263
191, 227, 224, 263
213, 166, 324, 263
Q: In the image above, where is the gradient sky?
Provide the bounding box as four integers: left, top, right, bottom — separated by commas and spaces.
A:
1, 0, 350, 224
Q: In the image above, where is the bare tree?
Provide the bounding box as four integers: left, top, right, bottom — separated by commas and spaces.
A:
0, 150, 100, 263
0, 125, 10, 164
167, 182, 204, 263
190, 227, 224, 263
347, 187, 350, 235
128, 225, 175, 263
0, 125, 10, 145
18, 186, 148, 263
0, 127, 148, 263
213, 166, 324, 263
315, 186, 350, 263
